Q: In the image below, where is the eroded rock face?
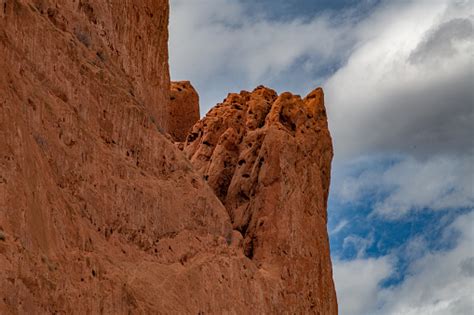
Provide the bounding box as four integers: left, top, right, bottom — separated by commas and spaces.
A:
0, 0, 337, 314
184, 86, 337, 313
0, 1, 230, 313
167, 81, 200, 141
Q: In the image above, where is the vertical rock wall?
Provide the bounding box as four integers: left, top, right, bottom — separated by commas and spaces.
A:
0, 0, 337, 313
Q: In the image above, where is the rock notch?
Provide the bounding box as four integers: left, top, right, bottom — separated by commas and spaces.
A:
167, 81, 200, 142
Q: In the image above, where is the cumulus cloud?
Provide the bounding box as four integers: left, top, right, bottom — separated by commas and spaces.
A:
169, 1, 474, 314
334, 155, 474, 218
171, 0, 473, 159
377, 211, 474, 315
325, 0, 474, 158
333, 256, 393, 315
334, 211, 474, 315
409, 18, 473, 63
169, 0, 356, 112
374, 156, 474, 217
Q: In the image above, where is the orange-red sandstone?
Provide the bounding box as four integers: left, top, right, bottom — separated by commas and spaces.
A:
0, 0, 337, 313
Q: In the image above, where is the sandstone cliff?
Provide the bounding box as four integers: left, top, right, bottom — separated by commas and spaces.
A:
184, 86, 336, 312
0, 0, 337, 313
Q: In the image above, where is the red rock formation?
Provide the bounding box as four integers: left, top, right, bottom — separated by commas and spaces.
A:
167, 81, 200, 141
184, 86, 337, 313
0, 0, 337, 313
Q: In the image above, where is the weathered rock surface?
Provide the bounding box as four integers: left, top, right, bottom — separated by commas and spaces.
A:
0, 0, 337, 314
0, 1, 233, 313
167, 81, 200, 142
184, 86, 337, 313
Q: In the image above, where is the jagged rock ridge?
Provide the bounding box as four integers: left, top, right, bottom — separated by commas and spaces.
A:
0, 0, 337, 313
184, 85, 336, 312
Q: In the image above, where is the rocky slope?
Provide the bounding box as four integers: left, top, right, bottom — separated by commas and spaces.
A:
0, 0, 337, 313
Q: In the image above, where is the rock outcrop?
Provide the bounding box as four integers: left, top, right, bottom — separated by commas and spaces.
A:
0, 0, 337, 314
167, 81, 200, 142
184, 86, 337, 313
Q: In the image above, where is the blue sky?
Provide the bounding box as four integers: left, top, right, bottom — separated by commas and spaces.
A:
241, 0, 381, 21
169, 0, 474, 314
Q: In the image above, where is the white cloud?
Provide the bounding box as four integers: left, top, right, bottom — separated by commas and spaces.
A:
377, 211, 474, 315
169, 1, 474, 314
331, 219, 349, 235
169, 0, 356, 112
333, 155, 474, 218
333, 256, 393, 315
171, 0, 473, 158
342, 233, 376, 258
334, 211, 474, 315
374, 156, 474, 217
325, 0, 473, 159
